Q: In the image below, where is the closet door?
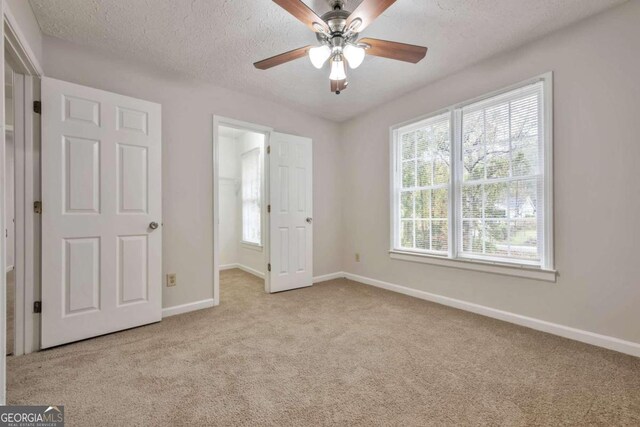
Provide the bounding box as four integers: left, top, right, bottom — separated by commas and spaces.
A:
268, 132, 313, 293
41, 77, 162, 348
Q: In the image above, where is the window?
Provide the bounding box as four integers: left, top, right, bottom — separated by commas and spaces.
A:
398, 113, 451, 254
392, 75, 553, 271
241, 147, 262, 245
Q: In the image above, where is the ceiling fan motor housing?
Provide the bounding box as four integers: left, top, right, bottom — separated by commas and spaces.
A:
317, 8, 358, 52
329, 0, 345, 10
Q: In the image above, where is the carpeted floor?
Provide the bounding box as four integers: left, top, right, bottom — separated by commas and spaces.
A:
7, 269, 640, 425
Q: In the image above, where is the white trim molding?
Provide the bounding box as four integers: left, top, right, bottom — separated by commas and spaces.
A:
342, 272, 640, 358
390, 250, 557, 282
1, 0, 7, 405
221, 266, 341, 284
3, 5, 43, 76
240, 242, 263, 251
237, 264, 265, 279
313, 272, 345, 283
219, 263, 265, 279
162, 299, 215, 318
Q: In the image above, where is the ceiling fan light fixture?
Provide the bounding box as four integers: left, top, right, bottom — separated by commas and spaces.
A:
309, 45, 331, 69
329, 56, 347, 81
255, 0, 429, 94
347, 17, 362, 32
343, 44, 365, 69
312, 22, 327, 34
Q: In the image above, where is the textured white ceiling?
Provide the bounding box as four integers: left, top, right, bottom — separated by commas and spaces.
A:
30, 0, 625, 122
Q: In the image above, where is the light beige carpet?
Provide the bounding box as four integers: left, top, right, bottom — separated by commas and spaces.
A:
7, 269, 640, 426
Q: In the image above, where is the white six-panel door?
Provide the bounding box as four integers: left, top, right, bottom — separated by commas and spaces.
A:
269, 132, 313, 293
41, 77, 162, 348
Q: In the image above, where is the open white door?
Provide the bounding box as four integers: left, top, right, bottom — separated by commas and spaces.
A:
41, 77, 162, 348
269, 132, 312, 293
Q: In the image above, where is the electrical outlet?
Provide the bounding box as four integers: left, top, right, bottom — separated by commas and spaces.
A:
167, 273, 177, 287
355, 253, 360, 262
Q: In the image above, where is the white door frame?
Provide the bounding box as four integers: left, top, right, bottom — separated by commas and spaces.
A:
6, 71, 39, 358
4, 8, 42, 358
1, 0, 44, 403
212, 116, 272, 303
0, 0, 6, 405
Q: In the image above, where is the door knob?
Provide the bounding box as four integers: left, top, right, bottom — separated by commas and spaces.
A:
149, 221, 159, 230
306, 217, 313, 224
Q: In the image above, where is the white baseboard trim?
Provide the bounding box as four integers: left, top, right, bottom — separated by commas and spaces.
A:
222, 267, 344, 284
237, 264, 264, 279
162, 298, 215, 318
220, 263, 265, 279
344, 272, 640, 358
313, 272, 345, 283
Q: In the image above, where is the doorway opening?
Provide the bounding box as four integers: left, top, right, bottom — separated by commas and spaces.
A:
213, 116, 314, 304
217, 124, 268, 302
2, 6, 45, 402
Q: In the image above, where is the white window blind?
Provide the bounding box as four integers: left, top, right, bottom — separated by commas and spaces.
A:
396, 113, 451, 254
392, 76, 552, 270
460, 82, 544, 264
241, 147, 262, 245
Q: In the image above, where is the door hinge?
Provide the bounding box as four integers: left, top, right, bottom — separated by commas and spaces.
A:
33, 101, 42, 114
33, 301, 42, 313
267, 146, 271, 154
267, 204, 271, 213
34, 201, 42, 214
267, 263, 271, 272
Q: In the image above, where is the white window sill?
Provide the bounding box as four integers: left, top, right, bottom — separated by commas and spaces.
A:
389, 250, 557, 282
241, 241, 263, 251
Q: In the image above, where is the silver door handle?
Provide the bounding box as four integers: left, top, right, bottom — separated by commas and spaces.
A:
149, 221, 159, 230
306, 217, 312, 224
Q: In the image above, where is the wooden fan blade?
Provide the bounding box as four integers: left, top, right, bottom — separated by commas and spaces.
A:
330, 79, 348, 93
254, 46, 311, 70
359, 38, 427, 63
346, 0, 397, 33
272, 0, 330, 34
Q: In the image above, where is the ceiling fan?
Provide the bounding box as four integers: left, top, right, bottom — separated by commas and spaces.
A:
254, 0, 428, 94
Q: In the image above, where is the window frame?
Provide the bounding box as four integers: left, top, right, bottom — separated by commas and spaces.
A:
389, 73, 555, 281
240, 147, 263, 247
393, 111, 453, 257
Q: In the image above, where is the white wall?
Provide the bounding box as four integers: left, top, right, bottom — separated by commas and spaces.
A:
340, 0, 640, 345
41, 36, 343, 308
